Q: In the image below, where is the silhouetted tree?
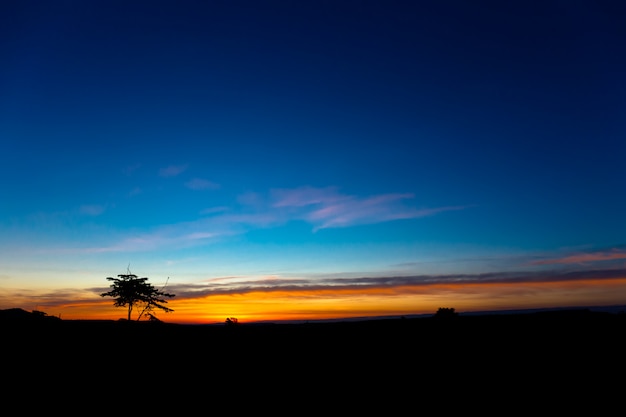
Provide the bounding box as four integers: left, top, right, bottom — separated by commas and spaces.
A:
101, 272, 175, 321
225, 317, 239, 326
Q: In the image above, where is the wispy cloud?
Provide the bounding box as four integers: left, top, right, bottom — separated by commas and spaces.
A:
185, 178, 220, 190
200, 206, 229, 215
237, 191, 265, 207
78, 204, 106, 216
269, 186, 470, 231
159, 164, 188, 177
67, 225, 225, 254
128, 187, 142, 197
531, 247, 626, 266
42, 185, 471, 255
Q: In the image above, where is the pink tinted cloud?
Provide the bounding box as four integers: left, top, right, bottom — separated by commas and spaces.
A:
531, 248, 626, 265
305, 191, 467, 231
237, 191, 265, 207
185, 178, 220, 190
265, 186, 470, 231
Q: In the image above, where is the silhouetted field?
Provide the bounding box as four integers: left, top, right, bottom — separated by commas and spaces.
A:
3, 307, 624, 360
2, 307, 623, 406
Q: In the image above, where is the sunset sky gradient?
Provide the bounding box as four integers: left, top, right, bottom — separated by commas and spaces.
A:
1, 1, 625, 323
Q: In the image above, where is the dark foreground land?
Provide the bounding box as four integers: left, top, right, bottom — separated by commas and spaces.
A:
2, 307, 624, 408
3, 307, 624, 360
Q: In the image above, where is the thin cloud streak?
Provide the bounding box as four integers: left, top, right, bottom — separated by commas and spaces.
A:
185, 178, 220, 190
531, 248, 626, 265
78, 204, 106, 216
167, 267, 626, 300
74, 230, 224, 254
159, 164, 188, 177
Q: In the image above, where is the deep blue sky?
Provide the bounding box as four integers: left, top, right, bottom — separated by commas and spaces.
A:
1, 1, 625, 320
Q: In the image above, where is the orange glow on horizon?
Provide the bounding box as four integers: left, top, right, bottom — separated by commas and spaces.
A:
20, 277, 626, 324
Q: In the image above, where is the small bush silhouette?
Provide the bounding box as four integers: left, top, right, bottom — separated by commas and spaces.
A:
434, 307, 458, 318
225, 317, 239, 325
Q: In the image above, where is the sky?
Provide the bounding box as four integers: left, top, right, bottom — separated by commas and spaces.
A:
1, 0, 625, 324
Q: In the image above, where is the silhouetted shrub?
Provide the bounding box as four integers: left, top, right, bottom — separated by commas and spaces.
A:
434, 307, 458, 318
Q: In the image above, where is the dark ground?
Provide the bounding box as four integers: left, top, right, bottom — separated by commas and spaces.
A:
2, 307, 623, 410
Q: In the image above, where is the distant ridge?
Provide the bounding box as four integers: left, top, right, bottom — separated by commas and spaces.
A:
0, 307, 61, 322
457, 304, 626, 317
236, 303, 626, 325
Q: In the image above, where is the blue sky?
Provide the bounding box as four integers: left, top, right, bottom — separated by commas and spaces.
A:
1, 1, 625, 322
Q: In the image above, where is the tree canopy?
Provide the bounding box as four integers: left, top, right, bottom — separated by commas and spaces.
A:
101, 273, 175, 321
